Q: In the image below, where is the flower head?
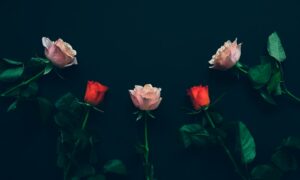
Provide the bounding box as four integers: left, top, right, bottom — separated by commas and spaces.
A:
209, 39, 241, 70
42, 37, 78, 68
187, 85, 210, 110
129, 84, 162, 111
84, 81, 108, 106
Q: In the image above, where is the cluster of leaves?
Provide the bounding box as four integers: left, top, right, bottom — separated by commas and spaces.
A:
55, 93, 127, 180
180, 107, 300, 180
0, 58, 53, 121
179, 108, 256, 166
247, 32, 289, 105
251, 136, 300, 180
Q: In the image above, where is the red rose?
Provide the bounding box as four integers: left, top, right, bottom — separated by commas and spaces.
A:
187, 85, 210, 110
84, 81, 108, 106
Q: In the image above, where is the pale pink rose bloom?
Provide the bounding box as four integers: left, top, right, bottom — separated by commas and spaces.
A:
209, 39, 242, 70
129, 84, 162, 111
42, 37, 78, 68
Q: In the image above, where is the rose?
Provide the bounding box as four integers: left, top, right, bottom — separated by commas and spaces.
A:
84, 81, 108, 106
209, 39, 242, 70
187, 85, 210, 110
130, 84, 162, 180
42, 37, 78, 68
129, 84, 162, 111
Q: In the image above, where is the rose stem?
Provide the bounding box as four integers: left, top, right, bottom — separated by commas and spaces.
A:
277, 62, 300, 103
1, 69, 45, 96
81, 107, 91, 129
235, 62, 248, 75
64, 107, 91, 180
283, 89, 300, 103
144, 111, 151, 180
204, 111, 248, 180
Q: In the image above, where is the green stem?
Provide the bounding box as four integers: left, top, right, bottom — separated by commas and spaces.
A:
239, 68, 248, 74
284, 89, 300, 103
204, 111, 248, 180
81, 108, 91, 130
64, 107, 90, 180
1, 69, 45, 96
144, 112, 151, 180
277, 62, 300, 103
235, 62, 248, 75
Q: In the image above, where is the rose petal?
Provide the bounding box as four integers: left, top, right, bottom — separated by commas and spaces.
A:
42, 37, 53, 49
148, 97, 162, 110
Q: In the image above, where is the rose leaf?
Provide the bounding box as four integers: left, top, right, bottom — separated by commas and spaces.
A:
271, 150, 298, 172
235, 121, 256, 164
249, 63, 272, 89
179, 124, 211, 148
251, 164, 282, 180
267, 32, 286, 62
103, 159, 127, 175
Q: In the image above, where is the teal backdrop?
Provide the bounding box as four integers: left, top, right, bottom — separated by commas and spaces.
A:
0, 0, 300, 179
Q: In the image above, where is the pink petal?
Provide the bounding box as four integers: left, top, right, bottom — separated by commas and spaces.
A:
42, 37, 53, 49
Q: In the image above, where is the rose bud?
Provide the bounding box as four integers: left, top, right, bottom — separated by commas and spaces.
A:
209, 39, 242, 70
187, 85, 210, 110
42, 37, 78, 68
84, 81, 108, 106
129, 84, 162, 111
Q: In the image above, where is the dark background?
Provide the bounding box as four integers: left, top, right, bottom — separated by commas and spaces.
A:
0, 0, 300, 179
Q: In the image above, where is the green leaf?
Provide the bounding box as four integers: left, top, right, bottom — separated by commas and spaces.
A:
54, 112, 73, 128
267, 32, 286, 62
37, 97, 53, 124
55, 93, 84, 118
271, 150, 298, 172
146, 111, 156, 119
267, 71, 282, 95
7, 100, 18, 112
259, 90, 277, 105
55, 93, 77, 110
76, 164, 96, 178
74, 130, 90, 150
179, 124, 210, 148
282, 136, 300, 150
236, 121, 256, 164
31, 57, 49, 64
44, 63, 53, 75
88, 174, 106, 180
0, 66, 24, 82
249, 63, 272, 89
21, 82, 39, 98
251, 164, 282, 180
136, 112, 143, 121
260, 56, 273, 64
103, 159, 127, 175
71, 177, 80, 180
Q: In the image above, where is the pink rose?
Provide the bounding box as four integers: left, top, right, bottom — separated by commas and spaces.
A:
129, 84, 162, 111
42, 37, 78, 68
209, 39, 242, 70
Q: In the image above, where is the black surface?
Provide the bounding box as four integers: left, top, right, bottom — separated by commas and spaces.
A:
0, 0, 300, 179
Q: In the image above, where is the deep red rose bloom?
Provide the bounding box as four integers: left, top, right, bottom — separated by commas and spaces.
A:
84, 81, 108, 106
187, 85, 210, 110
